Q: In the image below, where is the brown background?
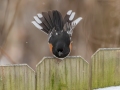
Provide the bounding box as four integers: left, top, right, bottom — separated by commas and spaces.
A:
0, 0, 120, 69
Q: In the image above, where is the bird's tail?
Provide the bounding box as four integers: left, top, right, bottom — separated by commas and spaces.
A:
32, 10, 82, 35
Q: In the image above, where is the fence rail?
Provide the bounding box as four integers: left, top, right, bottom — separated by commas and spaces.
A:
0, 48, 120, 90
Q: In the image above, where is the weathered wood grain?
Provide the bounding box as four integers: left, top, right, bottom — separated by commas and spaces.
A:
36, 56, 90, 90
92, 48, 120, 89
0, 64, 35, 90
1, 48, 120, 90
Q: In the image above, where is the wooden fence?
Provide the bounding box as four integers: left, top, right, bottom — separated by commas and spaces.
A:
0, 48, 120, 90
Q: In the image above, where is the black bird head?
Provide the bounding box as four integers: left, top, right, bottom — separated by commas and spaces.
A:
32, 10, 82, 59
49, 30, 71, 58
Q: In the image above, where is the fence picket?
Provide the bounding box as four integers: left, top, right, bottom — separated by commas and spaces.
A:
0, 64, 35, 90
36, 56, 89, 90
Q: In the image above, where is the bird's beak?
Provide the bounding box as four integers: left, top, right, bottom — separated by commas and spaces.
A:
58, 51, 63, 56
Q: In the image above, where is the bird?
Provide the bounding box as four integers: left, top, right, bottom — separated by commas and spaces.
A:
32, 10, 82, 59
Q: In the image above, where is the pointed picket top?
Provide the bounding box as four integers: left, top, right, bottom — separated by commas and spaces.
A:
36, 56, 89, 67
0, 64, 35, 72
36, 57, 52, 67
91, 48, 120, 58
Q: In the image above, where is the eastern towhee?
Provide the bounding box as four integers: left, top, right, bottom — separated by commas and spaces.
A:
32, 10, 82, 59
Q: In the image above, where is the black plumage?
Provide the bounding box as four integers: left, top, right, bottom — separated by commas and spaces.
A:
39, 10, 64, 34
32, 10, 82, 59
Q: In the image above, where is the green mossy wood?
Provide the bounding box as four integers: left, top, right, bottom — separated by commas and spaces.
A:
92, 48, 120, 89
0, 64, 35, 90
36, 56, 90, 90
1, 48, 120, 90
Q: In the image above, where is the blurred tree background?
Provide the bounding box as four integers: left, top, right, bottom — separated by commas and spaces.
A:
0, 0, 120, 69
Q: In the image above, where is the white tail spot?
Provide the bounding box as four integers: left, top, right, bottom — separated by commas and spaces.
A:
32, 21, 43, 30
69, 12, 75, 21
72, 17, 82, 25
34, 16, 42, 24
67, 10, 72, 15
37, 14, 43, 18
